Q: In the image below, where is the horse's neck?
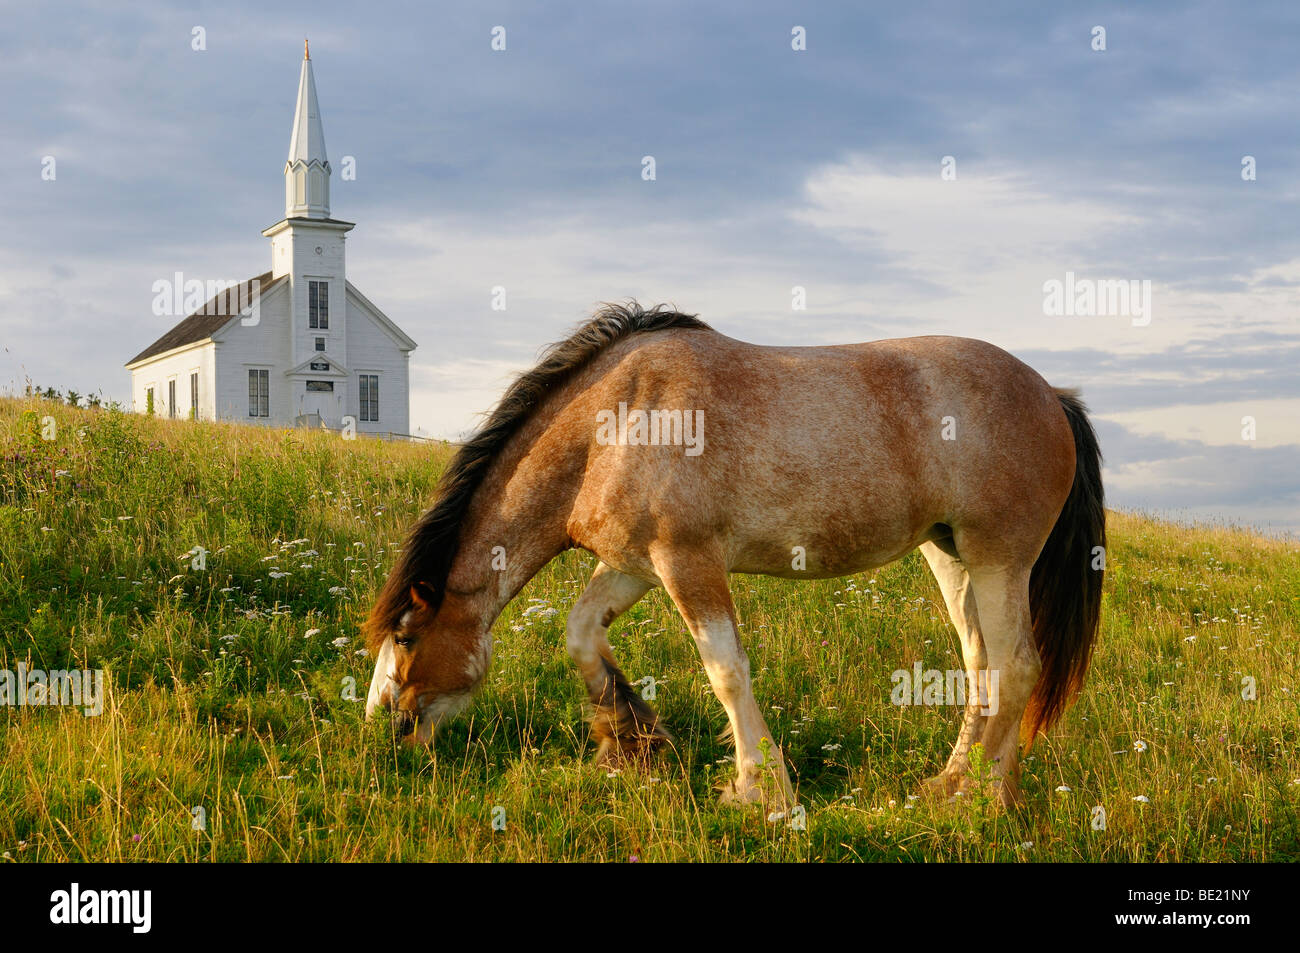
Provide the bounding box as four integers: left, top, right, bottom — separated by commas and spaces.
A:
447, 423, 579, 623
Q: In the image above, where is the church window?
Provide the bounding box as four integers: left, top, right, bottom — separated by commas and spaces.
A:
168, 380, 177, 419
248, 369, 269, 417
309, 281, 329, 329
359, 374, 379, 422
190, 372, 199, 420
315, 336, 325, 351
306, 380, 334, 392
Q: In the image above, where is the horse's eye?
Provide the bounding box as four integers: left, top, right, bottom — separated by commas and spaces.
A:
394, 634, 414, 648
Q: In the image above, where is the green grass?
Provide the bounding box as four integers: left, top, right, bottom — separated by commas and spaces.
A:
1, 397, 1298, 862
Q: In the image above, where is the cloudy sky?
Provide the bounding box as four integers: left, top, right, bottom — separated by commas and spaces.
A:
2, 1, 1297, 534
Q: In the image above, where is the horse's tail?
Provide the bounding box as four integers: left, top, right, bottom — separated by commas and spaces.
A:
1022, 388, 1106, 744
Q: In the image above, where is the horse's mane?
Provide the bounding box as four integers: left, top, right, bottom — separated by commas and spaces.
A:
364, 301, 711, 649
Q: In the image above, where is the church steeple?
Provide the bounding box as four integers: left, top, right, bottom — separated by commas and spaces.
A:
285, 40, 330, 219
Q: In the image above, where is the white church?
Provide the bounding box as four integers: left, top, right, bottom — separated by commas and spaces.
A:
126, 43, 416, 433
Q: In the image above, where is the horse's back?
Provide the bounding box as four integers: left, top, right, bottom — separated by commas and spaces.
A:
568, 328, 1076, 577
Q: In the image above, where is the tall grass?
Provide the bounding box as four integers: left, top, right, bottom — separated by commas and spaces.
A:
1, 397, 1297, 861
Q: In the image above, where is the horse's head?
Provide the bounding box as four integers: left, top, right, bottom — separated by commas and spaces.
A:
364, 581, 491, 744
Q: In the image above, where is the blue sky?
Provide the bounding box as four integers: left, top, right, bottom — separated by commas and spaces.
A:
1, 1, 1297, 534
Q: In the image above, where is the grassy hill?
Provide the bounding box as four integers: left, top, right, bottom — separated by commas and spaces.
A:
1, 396, 1297, 862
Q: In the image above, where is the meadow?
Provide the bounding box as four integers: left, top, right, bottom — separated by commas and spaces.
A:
1, 396, 1297, 862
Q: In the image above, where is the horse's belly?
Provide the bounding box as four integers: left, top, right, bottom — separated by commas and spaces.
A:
728, 517, 946, 579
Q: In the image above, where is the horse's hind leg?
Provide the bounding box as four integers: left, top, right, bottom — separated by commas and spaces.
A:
566, 561, 669, 763
652, 550, 794, 809
918, 540, 989, 799
964, 564, 1039, 808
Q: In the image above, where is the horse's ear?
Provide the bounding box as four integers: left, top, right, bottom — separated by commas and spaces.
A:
409, 582, 435, 612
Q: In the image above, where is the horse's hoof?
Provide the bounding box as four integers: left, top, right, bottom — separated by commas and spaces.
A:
718, 778, 796, 814
718, 779, 765, 807
919, 772, 960, 800
994, 778, 1026, 810
593, 732, 668, 767
919, 772, 1023, 811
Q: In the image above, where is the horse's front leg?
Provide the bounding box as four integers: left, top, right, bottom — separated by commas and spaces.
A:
566, 562, 668, 761
654, 552, 794, 809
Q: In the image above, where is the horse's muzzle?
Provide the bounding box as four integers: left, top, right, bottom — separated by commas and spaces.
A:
392, 709, 418, 737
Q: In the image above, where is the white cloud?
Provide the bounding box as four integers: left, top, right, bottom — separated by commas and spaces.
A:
787, 156, 1300, 355
1101, 399, 1300, 449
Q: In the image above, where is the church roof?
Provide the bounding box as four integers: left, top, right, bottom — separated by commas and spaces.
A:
125, 271, 286, 367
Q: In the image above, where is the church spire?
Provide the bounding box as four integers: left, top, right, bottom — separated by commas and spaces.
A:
284, 40, 330, 219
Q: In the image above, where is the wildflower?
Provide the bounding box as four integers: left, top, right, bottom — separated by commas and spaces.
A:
305, 628, 322, 638
1133, 739, 1148, 753
1132, 795, 1150, 803
1055, 785, 1072, 793
331, 637, 350, 648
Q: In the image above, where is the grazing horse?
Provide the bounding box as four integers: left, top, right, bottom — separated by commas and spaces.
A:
364, 303, 1104, 808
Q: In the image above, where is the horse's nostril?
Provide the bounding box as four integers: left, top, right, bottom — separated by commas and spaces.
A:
392, 709, 417, 736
